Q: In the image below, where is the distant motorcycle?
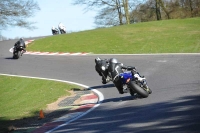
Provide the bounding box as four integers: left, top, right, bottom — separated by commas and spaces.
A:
59, 27, 66, 34
52, 28, 59, 35
58, 23, 66, 34
13, 46, 24, 59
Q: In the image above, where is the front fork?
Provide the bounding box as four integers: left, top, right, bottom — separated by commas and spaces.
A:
140, 80, 152, 94
132, 79, 150, 93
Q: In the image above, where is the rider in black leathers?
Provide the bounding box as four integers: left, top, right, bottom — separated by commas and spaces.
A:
108, 58, 137, 94
51, 26, 59, 35
95, 57, 111, 84
14, 38, 26, 53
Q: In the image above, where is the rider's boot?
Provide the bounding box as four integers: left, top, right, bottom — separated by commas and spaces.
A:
123, 87, 130, 93
102, 77, 111, 84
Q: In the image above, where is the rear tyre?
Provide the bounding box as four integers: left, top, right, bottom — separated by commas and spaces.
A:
17, 51, 21, 59
61, 30, 66, 34
129, 81, 149, 98
13, 55, 16, 59
13, 51, 18, 59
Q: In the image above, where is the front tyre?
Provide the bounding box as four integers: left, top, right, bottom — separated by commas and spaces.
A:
147, 87, 152, 94
129, 81, 149, 98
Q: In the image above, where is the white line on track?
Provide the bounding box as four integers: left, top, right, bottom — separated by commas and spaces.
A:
0, 73, 104, 133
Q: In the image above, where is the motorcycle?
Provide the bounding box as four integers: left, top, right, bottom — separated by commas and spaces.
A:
95, 57, 152, 98
58, 25, 66, 34
13, 46, 24, 59
59, 27, 66, 34
52, 28, 59, 35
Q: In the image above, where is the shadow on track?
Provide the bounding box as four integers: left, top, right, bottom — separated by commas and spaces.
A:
1, 86, 200, 133
56, 94, 200, 133
90, 83, 144, 102
102, 96, 135, 103
4, 57, 15, 60
90, 83, 115, 89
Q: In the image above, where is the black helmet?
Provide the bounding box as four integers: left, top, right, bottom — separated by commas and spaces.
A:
20, 38, 23, 41
95, 57, 101, 63
109, 58, 118, 64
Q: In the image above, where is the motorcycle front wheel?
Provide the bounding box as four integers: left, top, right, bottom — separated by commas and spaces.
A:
129, 81, 149, 98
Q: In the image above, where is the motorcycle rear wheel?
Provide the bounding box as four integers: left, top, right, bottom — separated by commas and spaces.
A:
129, 81, 149, 98
13, 51, 19, 59
17, 51, 21, 59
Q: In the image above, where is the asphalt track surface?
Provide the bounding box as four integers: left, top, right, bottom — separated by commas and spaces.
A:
0, 39, 200, 133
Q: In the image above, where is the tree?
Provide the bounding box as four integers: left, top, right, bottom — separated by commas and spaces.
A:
0, 0, 40, 30
94, 0, 125, 27
116, 0, 123, 25
155, 0, 161, 20
123, 0, 130, 24
185, 0, 200, 17
158, 0, 171, 19
95, 7, 122, 27
72, 0, 131, 27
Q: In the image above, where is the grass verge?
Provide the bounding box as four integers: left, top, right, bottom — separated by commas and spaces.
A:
0, 75, 81, 132
27, 17, 200, 54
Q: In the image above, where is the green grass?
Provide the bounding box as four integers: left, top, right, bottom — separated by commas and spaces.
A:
27, 17, 200, 54
0, 75, 81, 132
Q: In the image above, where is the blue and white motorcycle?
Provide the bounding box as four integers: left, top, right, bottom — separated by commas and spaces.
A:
95, 57, 152, 98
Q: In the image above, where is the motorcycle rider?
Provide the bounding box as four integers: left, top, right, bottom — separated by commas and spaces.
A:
95, 57, 144, 86
58, 22, 66, 34
51, 26, 59, 35
108, 58, 143, 94
95, 57, 111, 84
14, 38, 26, 53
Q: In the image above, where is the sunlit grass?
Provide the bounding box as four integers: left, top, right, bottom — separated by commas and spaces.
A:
27, 17, 200, 54
0, 75, 80, 120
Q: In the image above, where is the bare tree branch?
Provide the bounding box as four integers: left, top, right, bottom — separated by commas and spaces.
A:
0, 0, 40, 30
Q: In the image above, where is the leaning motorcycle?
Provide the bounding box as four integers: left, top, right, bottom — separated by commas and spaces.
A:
95, 57, 152, 98
13, 46, 24, 59
119, 70, 152, 98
